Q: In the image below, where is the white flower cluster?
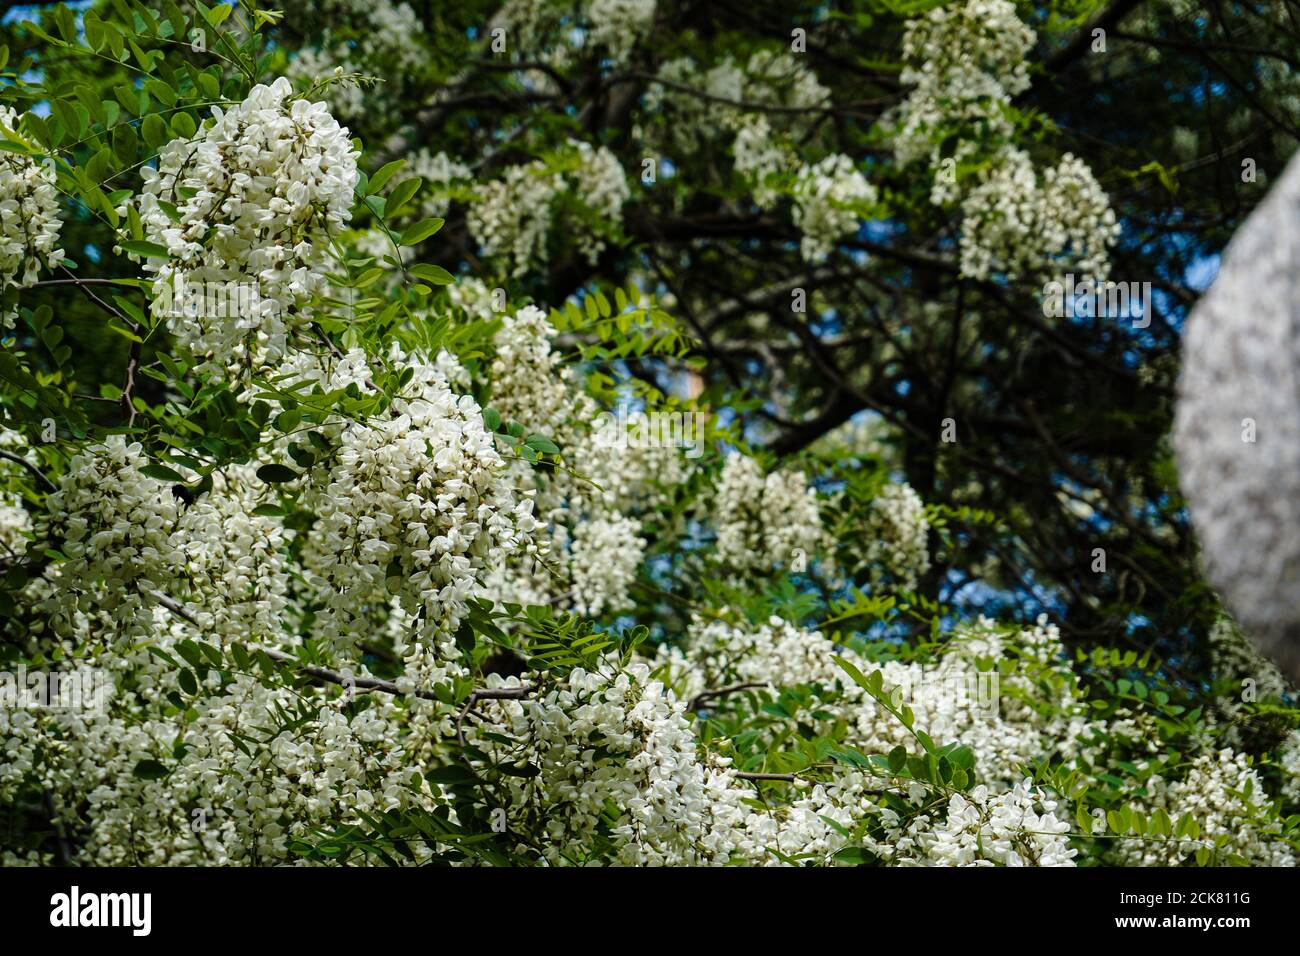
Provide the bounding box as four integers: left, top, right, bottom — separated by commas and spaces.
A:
34, 437, 291, 644
470, 141, 628, 276
744, 50, 832, 116
958, 148, 1120, 281
1114, 749, 1296, 866
893, 1, 1119, 281
791, 154, 876, 262
403, 149, 472, 219
469, 163, 561, 277
471, 661, 902, 866
494, 0, 567, 54
478, 306, 686, 618
569, 515, 645, 617
470, 662, 738, 864
130, 78, 359, 371
354, 0, 429, 73
488, 304, 573, 428
664, 614, 848, 694
712, 454, 827, 574
172, 466, 292, 641
0, 106, 65, 318
645, 57, 744, 151
0, 429, 35, 558
857, 481, 931, 590
282, 0, 429, 77
474, 637, 1091, 867
1204, 614, 1290, 747
670, 614, 1094, 792
893, 0, 1033, 181
36, 436, 184, 636
653, 57, 865, 258
732, 115, 794, 209
646, 50, 828, 150
586, 0, 656, 62
904, 779, 1076, 866
568, 140, 631, 263
1, 604, 425, 865
294, 348, 541, 648
1279, 731, 1300, 808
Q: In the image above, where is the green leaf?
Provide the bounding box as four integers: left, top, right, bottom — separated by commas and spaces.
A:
495, 762, 540, 779
887, 745, 907, 772
175, 640, 204, 668
354, 267, 386, 288
171, 111, 197, 139
256, 464, 300, 483
145, 79, 178, 108
385, 177, 423, 218
112, 122, 137, 162
140, 463, 187, 482
142, 113, 170, 149
409, 263, 453, 285
944, 744, 975, 771
366, 159, 405, 196
119, 239, 170, 259
399, 218, 444, 246
525, 433, 560, 455
426, 765, 479, 786
133, 759, 170, 780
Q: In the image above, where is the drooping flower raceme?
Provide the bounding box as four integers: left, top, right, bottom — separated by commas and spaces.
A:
0, 429, 36, 557
856, 481, 931, 590
468, 162, 562, 278
1112, 749, 1296, 866
713, 455, 829, 574
586, 0, 656, 62
36, 435, 185, 637
476, 305, 683, 618
568, 515, 645, 617
892, 0, 1034, 193
128, 77, 360, 372
891, 0, 1119, 281
732, 115, 795, 209
292, 348, 541, 649
907, 779, 1076, 867
791, 154, 876, 262
958, 149, 1120, 281
0, 107, 65, 320
469, 141, 628, 276
568, 140, 631, 263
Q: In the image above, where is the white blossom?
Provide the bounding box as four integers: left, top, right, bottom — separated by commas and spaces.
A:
129, 77, 360, 372
0, 106, 65, 321
791, 154, 876, 261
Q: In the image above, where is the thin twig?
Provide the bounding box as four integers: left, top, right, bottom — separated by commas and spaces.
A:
0, 449, 56, 492
688, 681, 768, 712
